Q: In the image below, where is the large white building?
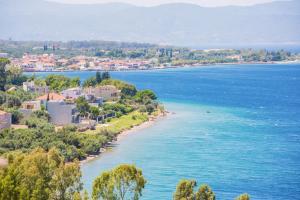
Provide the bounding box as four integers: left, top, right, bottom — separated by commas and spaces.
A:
46, 101, 76, 125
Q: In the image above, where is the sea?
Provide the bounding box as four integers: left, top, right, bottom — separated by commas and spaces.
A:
32, 64, 300, 200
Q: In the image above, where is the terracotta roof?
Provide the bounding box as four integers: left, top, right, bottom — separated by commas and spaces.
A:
0, 110, 8, 115
37, 93, 65, 101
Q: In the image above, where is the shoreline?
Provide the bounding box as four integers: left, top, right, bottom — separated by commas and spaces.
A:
23, 60, 300, 73
80, 111, 169, 165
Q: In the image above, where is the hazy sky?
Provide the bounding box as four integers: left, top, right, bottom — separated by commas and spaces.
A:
47, 0, 286, 7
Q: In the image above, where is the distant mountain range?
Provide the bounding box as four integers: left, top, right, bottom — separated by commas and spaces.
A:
0, 0, 299, 47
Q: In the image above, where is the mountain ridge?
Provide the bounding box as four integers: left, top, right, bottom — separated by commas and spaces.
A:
1, 0, 299, 47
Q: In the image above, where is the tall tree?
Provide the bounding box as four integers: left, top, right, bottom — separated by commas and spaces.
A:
75, 96, 90, 117
195, 184, 215, 200
0, 58, 10, 91
92, 171, 116, 200
92, 164, 146, 200
102, 72, 110, 80
173, 179, 196, 200
235, 193, 250, 200
96, 71, 102, 84
174, 180, 215, 200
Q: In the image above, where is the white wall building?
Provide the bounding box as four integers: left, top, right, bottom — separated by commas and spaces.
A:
47, 101, 76, 125
84, 85, 120, 101
61, 87, 83, 100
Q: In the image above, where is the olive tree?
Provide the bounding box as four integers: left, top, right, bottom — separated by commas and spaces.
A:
92, 164, 146, 200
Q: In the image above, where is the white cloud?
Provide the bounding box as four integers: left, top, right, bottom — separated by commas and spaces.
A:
47, 0, 284, 7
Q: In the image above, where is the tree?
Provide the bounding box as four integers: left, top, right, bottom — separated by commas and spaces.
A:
83, 77, 97, 88
174, 180, 215, 200
121, 84, 137, 97
96, 72, 102, 84
195, 184, 215, 200
76, 96, 90, 117
235, 193, 250, 200
0, 148, 82, 200
92, 164, 146, 200
5, 65, 27, 86
134, 90, 157, 103
45, 75, 80, 91
92, 171, 116, 200
0, 58, 10, 91
102, 72, 110, 80
173, 179, 196, 200
90, 106, 100, 119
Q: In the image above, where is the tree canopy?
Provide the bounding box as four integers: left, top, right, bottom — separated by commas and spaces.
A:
173, 180, 215, 200
0, 58, 11, 91
0, 148, 82, 200
45, 75, 80, 91
92, 164, 146, 200
235, 193, 250, 200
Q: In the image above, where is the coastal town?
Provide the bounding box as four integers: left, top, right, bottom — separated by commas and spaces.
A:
1, 79, 121, 131
1, 40, 299, 72
0, 58, 163, 163
8, 53, 154, 71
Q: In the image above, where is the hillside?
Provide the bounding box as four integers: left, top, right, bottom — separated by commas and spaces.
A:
0, 0, 299, 47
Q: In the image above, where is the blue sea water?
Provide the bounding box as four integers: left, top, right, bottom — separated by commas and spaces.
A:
33, 64, 300, 199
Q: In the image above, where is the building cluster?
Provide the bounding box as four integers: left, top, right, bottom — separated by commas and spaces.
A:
11, 54, 153, 72
0, 81, 121, 131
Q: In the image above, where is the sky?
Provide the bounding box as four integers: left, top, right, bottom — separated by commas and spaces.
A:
47, 0, 288, 7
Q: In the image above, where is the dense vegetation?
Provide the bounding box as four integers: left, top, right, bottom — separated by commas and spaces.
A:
0, 149, 250, 200
0, 59, 161, 161
0, 58, 251, 200
0, 40, 157, 58
0, 148, 82, 200
0, 123, 114, 161
45, 75, 80, 92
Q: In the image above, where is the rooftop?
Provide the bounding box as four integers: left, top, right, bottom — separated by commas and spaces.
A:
37, 93, 65, 101
0, 110, 9, 115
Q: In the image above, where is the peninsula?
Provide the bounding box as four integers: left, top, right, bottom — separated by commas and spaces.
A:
1, 40, 299, 72
0, 58, 164, 162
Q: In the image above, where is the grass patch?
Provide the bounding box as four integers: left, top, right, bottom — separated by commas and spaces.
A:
105, 111, 149, 133
84, 111, 149, 135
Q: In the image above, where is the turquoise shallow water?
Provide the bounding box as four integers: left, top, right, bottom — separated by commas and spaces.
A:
32, 64, 300, 199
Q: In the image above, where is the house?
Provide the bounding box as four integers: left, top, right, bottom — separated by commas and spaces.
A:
46, 101, 77, 125
84, 94, 103, 106
19, 101, 41, 119
37, 92, 65, 105
23, 81, 49, 95
0, 111, 12, 131
83, 85, 120, 101
61, 87, 83, 100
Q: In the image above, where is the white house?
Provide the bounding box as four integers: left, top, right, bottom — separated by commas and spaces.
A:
46, 101, 76, 125
19, 101, 41, 119
23, 81, 49, 95
83, 85, 120, 101
61, 87, 83, 100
